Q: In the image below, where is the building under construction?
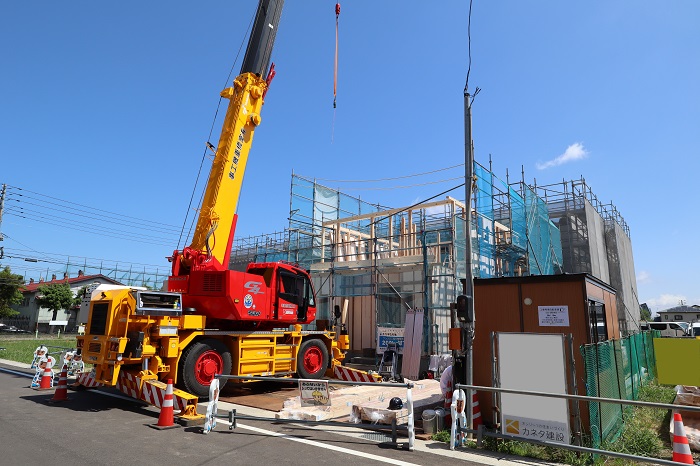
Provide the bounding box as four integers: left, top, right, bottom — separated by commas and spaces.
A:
229, 166, 638, 366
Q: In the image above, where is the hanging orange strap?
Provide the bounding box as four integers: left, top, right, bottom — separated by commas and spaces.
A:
334, 3, 340, 108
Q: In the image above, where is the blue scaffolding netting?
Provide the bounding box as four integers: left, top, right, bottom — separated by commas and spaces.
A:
255, 168, 564, 278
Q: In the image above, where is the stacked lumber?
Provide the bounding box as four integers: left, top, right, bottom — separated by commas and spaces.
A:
275, 379, 443, 425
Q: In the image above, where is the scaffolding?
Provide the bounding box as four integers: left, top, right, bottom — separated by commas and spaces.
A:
531, 177, 638, 335
12, 259, 170, 290
228, 171, 639, 348
229, 170, 564, 357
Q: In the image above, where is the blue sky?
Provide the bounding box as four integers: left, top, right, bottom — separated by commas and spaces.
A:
1, 1, 698, 314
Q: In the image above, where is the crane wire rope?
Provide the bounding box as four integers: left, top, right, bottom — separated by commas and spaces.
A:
177, 10, 257, 251
331, 3, 340, 143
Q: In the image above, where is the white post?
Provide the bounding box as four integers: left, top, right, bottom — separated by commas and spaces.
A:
406, 385, 415, 451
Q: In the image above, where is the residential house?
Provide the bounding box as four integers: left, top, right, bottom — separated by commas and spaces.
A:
656, 304, 700, 324
13, 271, 121, 333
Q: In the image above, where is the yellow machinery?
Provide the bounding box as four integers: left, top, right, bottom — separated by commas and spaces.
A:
76, 0, 375, 423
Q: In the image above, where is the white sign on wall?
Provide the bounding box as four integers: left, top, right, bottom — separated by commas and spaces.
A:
498, 333, 571, 445
538, 305, 569, 327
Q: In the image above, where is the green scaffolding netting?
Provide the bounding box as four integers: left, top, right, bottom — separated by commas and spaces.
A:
581, 331, 659, 448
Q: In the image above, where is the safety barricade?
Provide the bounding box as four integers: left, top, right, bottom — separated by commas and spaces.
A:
451, 383, 700, 466
30, 345, 78, 371
203, 375, 416, 451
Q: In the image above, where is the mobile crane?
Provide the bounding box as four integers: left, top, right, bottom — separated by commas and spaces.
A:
76, 0, 369, 420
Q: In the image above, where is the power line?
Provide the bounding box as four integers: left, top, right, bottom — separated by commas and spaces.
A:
5, 208, 176, 246
6, 185, 179, 230
307, 163, 465, 183
7, 196, 177, 234
338, 176, 465, 191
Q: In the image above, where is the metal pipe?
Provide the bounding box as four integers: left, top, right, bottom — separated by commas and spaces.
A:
217, 374, 414, 389
475, 428, 688, 466
455, 383, 700, 412
223, 414, 410, 431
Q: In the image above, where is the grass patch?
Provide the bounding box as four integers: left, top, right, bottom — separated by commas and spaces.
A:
600, 383, 677, 465
432, 429, 451, 443
0, 336, 79, 365
431, 381, 680, 465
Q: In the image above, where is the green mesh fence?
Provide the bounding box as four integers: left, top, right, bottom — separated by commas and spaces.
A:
580, 331, 659, 448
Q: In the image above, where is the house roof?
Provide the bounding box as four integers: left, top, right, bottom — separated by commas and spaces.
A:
658, 305, 700, 314
21, 274, 121, 293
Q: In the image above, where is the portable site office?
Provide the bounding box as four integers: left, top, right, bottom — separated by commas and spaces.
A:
472, 273, 619, 436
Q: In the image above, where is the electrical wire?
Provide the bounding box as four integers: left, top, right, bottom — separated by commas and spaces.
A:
5, 206, 176, 246
6, 198, 177, 235
339, 176, 464, 191
177, 9, 257, 251
307, 163, 465, 184
369, 183, 465, 229
6, 185, 179, 231
465, 0, 473, 93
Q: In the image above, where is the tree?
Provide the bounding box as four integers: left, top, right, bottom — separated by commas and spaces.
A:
0, 266, 23, 318
640, 303, 652, 322
74, 285, 90, 303
35, 283, 76, 321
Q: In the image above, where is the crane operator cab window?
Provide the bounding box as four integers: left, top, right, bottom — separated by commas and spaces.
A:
278, 271, 315, 322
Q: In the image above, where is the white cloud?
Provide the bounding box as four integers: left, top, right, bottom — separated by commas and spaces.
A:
644, 294, 687, 314
636, 270, 651, 284
536, 142, 588, 170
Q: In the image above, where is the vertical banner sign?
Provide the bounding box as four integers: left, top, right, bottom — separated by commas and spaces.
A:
538, 305, 570, 327
498, 333, 571, 445
299, 379, 331, 407
376, 327, 405, 354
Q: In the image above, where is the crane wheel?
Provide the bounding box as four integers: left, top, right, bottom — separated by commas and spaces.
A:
296, 339, 329, 379
179, 339, 232, 398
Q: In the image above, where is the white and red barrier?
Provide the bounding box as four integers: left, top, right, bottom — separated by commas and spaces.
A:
76, 369, 190, 412
333, 365, 382, 383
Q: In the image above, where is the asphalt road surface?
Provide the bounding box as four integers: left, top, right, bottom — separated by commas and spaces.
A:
0, 361, 539, 466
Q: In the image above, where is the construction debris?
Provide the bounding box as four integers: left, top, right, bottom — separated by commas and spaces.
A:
276, 378, 443, 425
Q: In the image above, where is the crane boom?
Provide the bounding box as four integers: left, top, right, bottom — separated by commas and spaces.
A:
179, 0, 284, 272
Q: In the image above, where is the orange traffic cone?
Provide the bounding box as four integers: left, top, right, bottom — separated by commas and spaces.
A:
673, 412, 694, 464
36, 366, 54, 390
150, 379, 180, 430
472, 391, 483, 429
49, 365, 69, 402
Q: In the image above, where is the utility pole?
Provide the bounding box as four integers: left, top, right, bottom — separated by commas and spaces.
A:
452, 87, 476, 437
462, 87, 475, 434
0, 184, 6, 242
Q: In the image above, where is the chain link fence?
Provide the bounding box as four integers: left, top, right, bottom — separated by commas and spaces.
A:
581, 331, 659, 448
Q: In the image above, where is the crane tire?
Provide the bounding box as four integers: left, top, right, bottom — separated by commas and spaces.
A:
178, 338, 232, 398
296, 338, 329, 379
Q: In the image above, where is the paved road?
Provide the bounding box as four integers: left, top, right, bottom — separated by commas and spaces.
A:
0, 361, 543, 466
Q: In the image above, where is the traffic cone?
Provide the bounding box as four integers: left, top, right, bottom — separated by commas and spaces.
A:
672, 412, 694, 464
149, 379, 180, 430
444, 389, 453, 426
49, 365, 69, 402
472, 391, 483, 429
35, 366, 54, 390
